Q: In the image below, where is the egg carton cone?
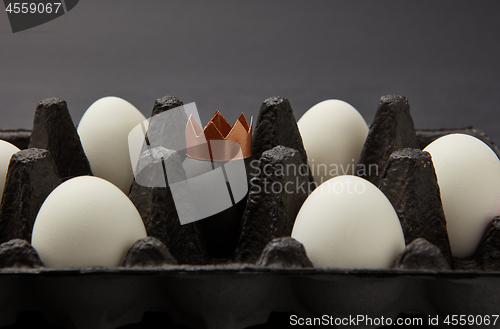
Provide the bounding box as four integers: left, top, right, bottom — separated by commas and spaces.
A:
0, 95, 500, 328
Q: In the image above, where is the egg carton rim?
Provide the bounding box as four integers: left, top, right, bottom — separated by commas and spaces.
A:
0, 265, 498, 278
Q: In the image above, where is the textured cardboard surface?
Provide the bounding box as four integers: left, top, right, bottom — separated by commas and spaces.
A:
0, 266, 499, 329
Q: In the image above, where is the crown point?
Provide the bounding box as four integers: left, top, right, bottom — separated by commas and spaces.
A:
203, 121, 225, 140
237, 113, 250, 131
210, 110, 232, 137
187, 114, 203, 137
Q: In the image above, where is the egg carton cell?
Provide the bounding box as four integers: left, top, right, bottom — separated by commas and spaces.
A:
0, 95, 500, 328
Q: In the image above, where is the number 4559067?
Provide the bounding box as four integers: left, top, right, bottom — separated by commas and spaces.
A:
5, 2, 62, 14
444, 315, 499, 326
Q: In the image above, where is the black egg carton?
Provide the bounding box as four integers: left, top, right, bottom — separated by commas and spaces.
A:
1, 95, 500, 329
1, 266, 500, 329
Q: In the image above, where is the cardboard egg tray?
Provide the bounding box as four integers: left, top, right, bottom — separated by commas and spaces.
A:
1, 266, 499, 329
1, 95, 500, 329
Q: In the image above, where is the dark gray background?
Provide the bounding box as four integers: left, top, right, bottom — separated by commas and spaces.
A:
1, 1, 499, 143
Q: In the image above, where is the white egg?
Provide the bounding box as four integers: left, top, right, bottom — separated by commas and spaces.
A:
292, 175, 405, 268
298, 100, 369, 185
31, 176, 147, 268
424, 133, 500, 258
0, 140, 20, 198
77, 96, 146, 193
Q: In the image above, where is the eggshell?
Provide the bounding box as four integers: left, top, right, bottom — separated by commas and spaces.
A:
424, 133, 500, 258
77, 96, 146, 193
291, 175, 404, 268
0, 140, 20, 198
31, 176, 147, 268
298, 100, 368, 185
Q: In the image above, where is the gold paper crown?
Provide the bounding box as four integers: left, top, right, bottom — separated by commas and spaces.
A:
186, 111, 253, 161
